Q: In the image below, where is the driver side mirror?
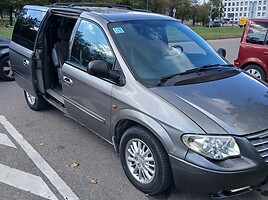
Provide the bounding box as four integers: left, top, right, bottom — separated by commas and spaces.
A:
87, 60, 122, 85
218, 48, 226, 58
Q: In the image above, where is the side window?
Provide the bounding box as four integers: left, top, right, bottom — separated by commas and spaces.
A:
70, 20, 115, 71
12, 8, 46, 50
246, 22, 268, 45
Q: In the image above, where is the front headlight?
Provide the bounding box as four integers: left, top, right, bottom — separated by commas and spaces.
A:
182, 134, 240, 160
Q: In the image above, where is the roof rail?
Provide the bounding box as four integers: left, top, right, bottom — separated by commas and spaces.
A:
52, 2, 134, 10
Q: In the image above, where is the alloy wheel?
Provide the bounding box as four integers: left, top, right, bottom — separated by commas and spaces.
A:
3, 59, 13, 79
125, 138, 155, 184
26, 92, 36, 105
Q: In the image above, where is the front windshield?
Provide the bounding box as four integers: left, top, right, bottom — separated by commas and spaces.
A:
109, 20, 226, 86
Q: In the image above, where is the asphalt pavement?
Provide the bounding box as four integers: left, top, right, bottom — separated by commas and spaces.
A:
208, 38, 240, 64
1, 38, 268, 200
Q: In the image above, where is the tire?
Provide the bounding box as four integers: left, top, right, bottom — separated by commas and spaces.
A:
119, 125, 172, 194
0, 55, 14, 81
24, 90, 48, 111
243, 64, 266, 81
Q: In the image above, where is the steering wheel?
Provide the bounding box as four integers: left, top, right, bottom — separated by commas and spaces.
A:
164, 44, 184, 56
171, 44, 183, 53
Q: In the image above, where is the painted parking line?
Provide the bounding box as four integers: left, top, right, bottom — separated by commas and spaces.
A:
0, 115, 79, 200
0, 163, 58, 200
0, 132, 16, 148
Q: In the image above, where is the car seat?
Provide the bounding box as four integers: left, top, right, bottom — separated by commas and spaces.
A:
52, 24, 72, 85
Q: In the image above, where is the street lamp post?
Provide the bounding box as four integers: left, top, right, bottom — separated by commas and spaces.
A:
209, 2, 213, 28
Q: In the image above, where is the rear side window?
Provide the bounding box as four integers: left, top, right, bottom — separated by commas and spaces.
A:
12, 8, 46, 50
246, 22, 268, 45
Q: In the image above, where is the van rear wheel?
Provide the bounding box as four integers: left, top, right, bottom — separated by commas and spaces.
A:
24, 91, 48, 111
244, 64, 266, 81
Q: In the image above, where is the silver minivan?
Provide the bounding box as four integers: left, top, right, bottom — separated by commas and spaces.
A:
10, 4, 268, 198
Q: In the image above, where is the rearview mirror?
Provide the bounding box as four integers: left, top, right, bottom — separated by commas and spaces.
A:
87, 60, 122, 84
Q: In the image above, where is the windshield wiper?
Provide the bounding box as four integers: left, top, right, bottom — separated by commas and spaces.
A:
157, 64, 233, 86
181, 64, 233, 75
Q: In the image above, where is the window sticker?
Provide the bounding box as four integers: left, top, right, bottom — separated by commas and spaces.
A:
113, 27, 124, 34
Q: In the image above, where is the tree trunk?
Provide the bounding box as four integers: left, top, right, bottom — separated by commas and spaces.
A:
0, 9, 4, 25
9, 5, 13, 26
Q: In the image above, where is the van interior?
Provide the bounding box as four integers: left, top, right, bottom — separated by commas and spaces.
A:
35, 15, 77, 109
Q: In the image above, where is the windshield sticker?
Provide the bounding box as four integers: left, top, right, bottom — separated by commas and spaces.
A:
113, 27, 124, 34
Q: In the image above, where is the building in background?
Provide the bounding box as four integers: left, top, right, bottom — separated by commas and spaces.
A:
223, 0, 267, 21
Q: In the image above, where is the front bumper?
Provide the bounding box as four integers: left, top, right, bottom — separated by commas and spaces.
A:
169, 136, 268, 198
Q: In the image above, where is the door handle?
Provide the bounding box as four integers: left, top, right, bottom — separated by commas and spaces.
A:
264, 52, 268, 56
63, 76, 73, 85
23, 59, 29, 66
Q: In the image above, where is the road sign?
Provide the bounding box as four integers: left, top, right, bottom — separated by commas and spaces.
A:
173, 8, 176, 18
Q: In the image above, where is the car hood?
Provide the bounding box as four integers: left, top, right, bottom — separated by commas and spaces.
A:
150, 72, 268, 135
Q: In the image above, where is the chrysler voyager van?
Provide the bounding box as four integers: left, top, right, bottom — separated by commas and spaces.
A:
10, 3, 268, 198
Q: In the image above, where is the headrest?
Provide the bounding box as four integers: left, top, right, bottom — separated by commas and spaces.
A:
57, 25, 72, 41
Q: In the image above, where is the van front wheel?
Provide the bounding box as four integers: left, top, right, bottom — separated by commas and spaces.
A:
119, 125, 172, 194
24, 91, 48, 111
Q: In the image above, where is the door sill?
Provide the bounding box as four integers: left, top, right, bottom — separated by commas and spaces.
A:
46, 87, 64, 104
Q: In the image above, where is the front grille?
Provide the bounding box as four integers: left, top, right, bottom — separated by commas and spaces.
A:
246, 130, 268, 164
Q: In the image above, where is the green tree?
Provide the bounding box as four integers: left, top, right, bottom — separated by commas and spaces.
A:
190, 0, 199, 27
210, 0, 224, 20
196, 3, 210, 26
170, 0, 191, 22
0, 0, 51, 26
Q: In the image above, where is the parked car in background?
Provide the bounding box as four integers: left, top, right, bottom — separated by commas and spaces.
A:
0, 37, 14, 81
206, 21, 221, 27
239, 17, 248, 28
234, 18, 268, 81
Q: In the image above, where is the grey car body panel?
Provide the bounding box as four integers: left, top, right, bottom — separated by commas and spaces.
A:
9, 41, 38, 97
110, 80, 206, 158
0, 47, 9, 57
0, 37, 10, 58
9, 6, 49, 97
151, 72, 268, 135
97, 10, 174, 22
0, 37, 10, 45
62, 62, 112, 141
0, 45, 9, 61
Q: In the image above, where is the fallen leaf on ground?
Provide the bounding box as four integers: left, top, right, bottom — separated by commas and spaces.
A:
69, 162, 79, 168
90, 178, 98, 184
39, 142, 44, 146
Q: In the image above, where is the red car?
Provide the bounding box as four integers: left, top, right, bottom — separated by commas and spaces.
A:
234, 18, 268, 81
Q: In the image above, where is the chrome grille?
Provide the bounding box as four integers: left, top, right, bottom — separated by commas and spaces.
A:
246, 130, 268, 163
